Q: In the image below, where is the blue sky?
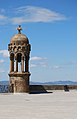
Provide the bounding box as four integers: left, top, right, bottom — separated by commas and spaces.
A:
0, 0, 77, 82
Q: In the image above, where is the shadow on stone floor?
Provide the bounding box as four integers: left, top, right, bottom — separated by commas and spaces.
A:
29, 91, 53, 94
29, 85, 53, 94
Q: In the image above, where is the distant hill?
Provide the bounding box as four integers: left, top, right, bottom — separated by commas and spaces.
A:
0, 81, 9, 85
0, 80, 77, 93
0, 80, 77, 85
30, 81, 77, 85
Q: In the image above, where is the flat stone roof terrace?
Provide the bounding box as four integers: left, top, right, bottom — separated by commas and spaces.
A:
0, 90, 77, 119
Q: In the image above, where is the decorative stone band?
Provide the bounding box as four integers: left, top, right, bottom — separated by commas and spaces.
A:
8, 72, 31, 77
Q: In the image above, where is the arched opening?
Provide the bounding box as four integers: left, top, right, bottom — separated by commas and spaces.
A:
16, 53, 22, 72
25, 55, 29, 72
17, 53, 22, 62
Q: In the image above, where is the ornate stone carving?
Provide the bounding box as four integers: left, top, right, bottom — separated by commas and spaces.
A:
8, 25, 31, 93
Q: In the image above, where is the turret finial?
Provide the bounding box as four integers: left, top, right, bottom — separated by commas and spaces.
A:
17, 25, 22, 34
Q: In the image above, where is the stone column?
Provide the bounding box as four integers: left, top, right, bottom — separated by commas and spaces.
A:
10, 54, 14, 72
21, 56, 24, 72
10, 60, 14, 72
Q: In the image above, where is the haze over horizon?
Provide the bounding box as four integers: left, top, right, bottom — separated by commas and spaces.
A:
0, 0, 77, 82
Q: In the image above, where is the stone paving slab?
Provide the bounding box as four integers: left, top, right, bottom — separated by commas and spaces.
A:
0, 90, 77, 119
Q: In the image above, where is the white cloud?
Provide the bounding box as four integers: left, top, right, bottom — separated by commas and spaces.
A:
52, 65, 63, 70
0, 14, 8, 25
11, 17, 25, 24
30, 56, 44, 61
54, 65, 60, 69
0, 15, 7, 20
30, 56, 48, 68
64, 61, 77, 66
0, 50, 9, 57
11, 6, 67, 24
0, 70, 5, 73
30, 62, 48, 68
30, 64, 37, 68
39, 62, 48, 67
0, 6, 67, 25
0, 60, 4, 63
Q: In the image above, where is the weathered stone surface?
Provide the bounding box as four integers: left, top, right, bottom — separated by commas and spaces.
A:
9, 72, 30, 93
0, 91, 77, 119
8, 25, 31, 93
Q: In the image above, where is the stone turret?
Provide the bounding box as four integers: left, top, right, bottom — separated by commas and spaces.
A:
8, 25, 31, 93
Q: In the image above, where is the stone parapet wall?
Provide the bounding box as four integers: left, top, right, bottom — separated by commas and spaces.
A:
0, 85, 77, 93
30, 85, 77, 93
